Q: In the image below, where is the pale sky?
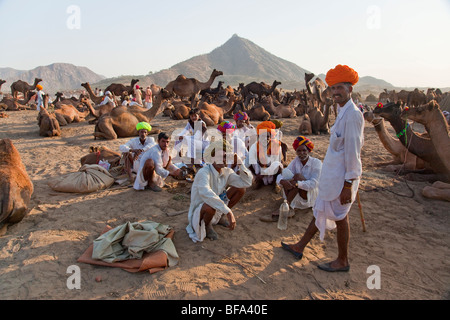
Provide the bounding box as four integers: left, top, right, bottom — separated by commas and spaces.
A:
0, 0, 449, 88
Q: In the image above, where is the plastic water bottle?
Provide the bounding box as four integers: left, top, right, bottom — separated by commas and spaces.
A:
277, 200, 290, 230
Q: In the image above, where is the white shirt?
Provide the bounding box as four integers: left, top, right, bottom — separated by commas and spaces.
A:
246, 141, 282, 172
133, 144, 171, 190
99, 95, 115, 106
233, 125, 257, 149
119, 137, 156, 161
186, 163, 253, 239
276, 156, 322, 209
317, 99, 364, 201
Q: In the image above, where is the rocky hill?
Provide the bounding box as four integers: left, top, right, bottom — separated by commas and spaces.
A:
0, 63, 105, 94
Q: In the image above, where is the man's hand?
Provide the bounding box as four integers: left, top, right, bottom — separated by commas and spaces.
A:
293, 173, 305, 181
280, 179, 295, 191
170, 168, 183, 179
227, 211, 236, 230
340, 184, 352, 205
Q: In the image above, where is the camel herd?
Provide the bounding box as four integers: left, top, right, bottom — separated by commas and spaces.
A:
1, 70, 450, 233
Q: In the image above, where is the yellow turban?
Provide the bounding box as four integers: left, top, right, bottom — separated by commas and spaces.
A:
36, 84, 43, 90
325, 65, 359, 87
256, 121, 277, 136
136, 122, 152, 132
203, 140, 232, 165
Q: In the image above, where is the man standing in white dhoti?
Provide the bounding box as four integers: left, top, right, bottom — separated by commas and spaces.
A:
281, 65, 364, 272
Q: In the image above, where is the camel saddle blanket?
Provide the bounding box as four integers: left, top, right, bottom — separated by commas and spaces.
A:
78, 221, 179, 274
47, 164, 115, 193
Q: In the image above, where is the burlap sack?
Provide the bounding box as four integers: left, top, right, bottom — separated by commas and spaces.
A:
48, 164, 115, 193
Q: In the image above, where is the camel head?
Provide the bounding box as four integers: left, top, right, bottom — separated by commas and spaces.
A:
373, 101, 402, 121
34, 78, 43, 85
400, 100, 442, 126
305, 73, 315, 83
131, 79, 139, 87
211, 69, 224, 78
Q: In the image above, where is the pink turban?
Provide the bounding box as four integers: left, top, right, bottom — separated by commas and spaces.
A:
233, 111, 248, 121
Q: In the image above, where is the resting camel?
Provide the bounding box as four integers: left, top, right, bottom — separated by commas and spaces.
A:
164, 69, 223, 104
105, 79, 139, 97
298, 113, 312, 135
10, 78, 42, 99
0, 91, 35, 111
363, 110, 425, 172
92, 90, 167, 140
81, 97, 115, 122
247, 100, 271, 121
54, 104, 90, 126
198, 93, 237, 126
373, 102, 447, 181
37, 94, 61, 137
164, 100, 192, 120
407, 88, 427, 107
52, 92, 83, 109
307, 98, 332, 135
0, 139, 34, 235
80, 146, 122, 167
401, 100, 450, 181
265, 96, 296, 119
81, 82, 105, 105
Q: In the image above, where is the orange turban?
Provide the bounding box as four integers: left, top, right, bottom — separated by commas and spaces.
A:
257, 121, 276, 136
325, 65, 359, 87
36, 84, 43, 90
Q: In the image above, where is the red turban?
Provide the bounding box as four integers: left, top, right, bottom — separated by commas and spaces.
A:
325, 65, 359, 87
293, 136, 314, 152
257, 121, 276, 136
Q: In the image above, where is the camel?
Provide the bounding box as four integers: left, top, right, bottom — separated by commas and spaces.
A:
37, 95, 61, 137
363, 110, 426, 172
422, 181, 450, 202
304, 73, 331, 109
0, 79, 5, 92
198, 94, 237, 126
81, 82, 106, 105
400, 100, 450, 181
81, 97, 115, 122
54, 104, 90, 126
92, 90, 167, 140
0, 139, 34, 235
105, 79, 139, 97
307, 98, 332, 135
298, 113, 312, 135
10, 78, 42, 99
264, 96, 296, 119
200, 81, 224, 98
407, 88, 427, 107
0, 91, 35, 111
80, 146, 122, 167
164, 100, 191, 120
373, 102, 447, 180
242, 80, 281, 102
52, 92, 83, 109
164, 69, 223, 103
247, 101, 271, 122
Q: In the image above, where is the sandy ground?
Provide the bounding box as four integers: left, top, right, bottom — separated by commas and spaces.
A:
0, 108, 449, 301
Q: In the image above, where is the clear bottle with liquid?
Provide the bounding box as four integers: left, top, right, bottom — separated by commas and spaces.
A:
277, 200, 290, 230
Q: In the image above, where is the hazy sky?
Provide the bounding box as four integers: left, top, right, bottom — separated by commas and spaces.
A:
1, 0, 449, 88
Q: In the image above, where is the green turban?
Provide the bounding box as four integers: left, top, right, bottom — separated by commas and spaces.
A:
136, 122, 152, 132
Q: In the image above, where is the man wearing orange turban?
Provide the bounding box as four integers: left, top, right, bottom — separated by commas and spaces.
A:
281, 65, 364, 273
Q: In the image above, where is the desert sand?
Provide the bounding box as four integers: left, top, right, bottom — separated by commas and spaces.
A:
0, 108, 449, 301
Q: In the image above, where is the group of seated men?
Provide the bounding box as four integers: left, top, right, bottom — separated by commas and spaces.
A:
117, 110, 322, 243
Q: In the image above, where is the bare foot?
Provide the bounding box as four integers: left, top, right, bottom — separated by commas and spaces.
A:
217, 215, 230, 228
206, 225, 219, 240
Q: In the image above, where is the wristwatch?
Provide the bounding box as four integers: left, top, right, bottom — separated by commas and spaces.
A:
344, 179, 353, 185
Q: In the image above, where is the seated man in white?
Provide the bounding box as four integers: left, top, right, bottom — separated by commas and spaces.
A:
133, 132, 183, 192
232, 111, 256, 150
119, 122, 156, 181
186, 140, 253, 243
260, 136, 322, 222
246, 121, 283, 189
216, 121, 248, 172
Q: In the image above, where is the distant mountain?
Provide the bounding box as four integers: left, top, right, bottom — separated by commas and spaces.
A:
93, 34, 312, 91
0, 63, 106, 94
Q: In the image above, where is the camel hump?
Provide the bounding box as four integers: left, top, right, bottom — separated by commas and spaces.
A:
0, 139, 16, 164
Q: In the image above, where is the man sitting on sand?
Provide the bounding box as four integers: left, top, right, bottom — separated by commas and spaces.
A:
233, 111, 256, 150
260, 136, 322, 222
186, 140, 253, 242
133, 132, 183, 192
119, 122, 156, 181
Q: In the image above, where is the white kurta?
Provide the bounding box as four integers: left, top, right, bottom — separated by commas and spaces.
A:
276, 156, 322, 210
313, 99, 364, 240
36, 91, 44, 111
233, 125, 257, 149
133, 145, 178, 190
119, 137, 156, 173
186, 163, 253, 243
246, 142, 283, 185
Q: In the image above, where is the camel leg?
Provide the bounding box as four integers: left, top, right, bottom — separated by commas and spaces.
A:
200, 112, 216, 126
94, 121, 117, 140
